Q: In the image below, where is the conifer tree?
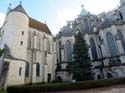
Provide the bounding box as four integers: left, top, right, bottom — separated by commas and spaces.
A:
71, 32, 93, 81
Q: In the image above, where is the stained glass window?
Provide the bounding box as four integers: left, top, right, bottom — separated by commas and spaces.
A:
36, 34, 41, 50
36, 63, 40, 77
106, 32, 117, 57
117, 30, 125, 53
90, 38, 98, 60
66, 40, 72, 62
25, 63, 29, 77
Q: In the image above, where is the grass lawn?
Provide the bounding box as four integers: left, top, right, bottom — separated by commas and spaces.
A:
0, 89, 7, 93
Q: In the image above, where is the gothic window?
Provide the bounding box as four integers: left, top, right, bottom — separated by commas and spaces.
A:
25, 63, 29, 77
84, 19, 91, 32
66, 40, 72, 62
39, 38, 41, 50
106, 32, 117, 57
59, 42, 62, 62
36, 34, 41, 50
90, 38, 98, 60
47, 38, 50, 52
117, 30, 125, 53
19, 67, 22, 76
36, 63, 40, 77
119, 12, 123, 20
28, 32, 32, 48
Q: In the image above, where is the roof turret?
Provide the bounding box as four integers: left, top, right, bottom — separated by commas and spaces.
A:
10, 2, 28, 15
80, 5, 90, 16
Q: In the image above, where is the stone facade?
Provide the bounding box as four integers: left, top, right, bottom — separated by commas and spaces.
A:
0, 4, 56, 86
56, 0, 125, 81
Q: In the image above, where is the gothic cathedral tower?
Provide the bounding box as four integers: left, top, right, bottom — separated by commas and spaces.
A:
120, 0, 125, 21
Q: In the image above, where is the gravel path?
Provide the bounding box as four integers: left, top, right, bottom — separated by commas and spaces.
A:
50, 84, 125, 93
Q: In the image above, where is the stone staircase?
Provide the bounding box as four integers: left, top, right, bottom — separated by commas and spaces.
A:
0, 62, 9, 88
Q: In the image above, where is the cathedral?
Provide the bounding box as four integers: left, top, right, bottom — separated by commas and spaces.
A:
0, 3, 57, 86
56, 0, 125, 81
0, 0, 125, 87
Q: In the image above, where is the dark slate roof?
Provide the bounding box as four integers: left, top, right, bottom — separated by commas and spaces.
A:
59, 25, 73, 36
100, 18, 114, 29
94, 22, 101, 30
10, 4, 28, 15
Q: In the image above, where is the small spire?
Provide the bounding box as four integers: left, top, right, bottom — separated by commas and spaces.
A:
9, 3, 11, 7
20, 1, 22, 5
81, 5, 84, 8
7, 3, 12, 13
44, 20, 46, 24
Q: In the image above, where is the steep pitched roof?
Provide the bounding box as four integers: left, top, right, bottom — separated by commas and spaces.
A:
10, 4, 28, 15
9, 4, 51, 35
29, 17, 52, 35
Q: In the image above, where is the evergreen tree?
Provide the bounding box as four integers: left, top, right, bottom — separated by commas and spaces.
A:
71, 32, 93, 81
0, 49, 5, 57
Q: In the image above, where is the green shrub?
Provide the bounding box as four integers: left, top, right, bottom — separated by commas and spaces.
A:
0, 89, 7, 93
7, 78, 125, 93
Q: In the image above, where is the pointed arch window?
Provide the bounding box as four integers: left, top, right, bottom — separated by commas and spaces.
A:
59, 42, 62, 63
90, 38, 98, 60
66, 40, 72, 62
28, 31, 32, 48
36, 63, 40, 77
25, 63, 29, 77
36, 34, 41, 50
106, 32, 117, 57
119, 12, 123, 20
117, 30, 125, 53
47, 38, 50, 52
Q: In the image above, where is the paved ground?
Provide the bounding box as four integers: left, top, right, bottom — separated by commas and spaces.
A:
50, 84, 125, 93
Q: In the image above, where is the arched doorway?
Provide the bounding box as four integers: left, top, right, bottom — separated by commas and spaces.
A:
107, 73, 113, 78
57, 76, 62, 82
97, 74, 101, 79
47, 73, 51, 82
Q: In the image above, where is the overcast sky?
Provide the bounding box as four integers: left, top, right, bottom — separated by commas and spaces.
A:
0, 0, 120, 35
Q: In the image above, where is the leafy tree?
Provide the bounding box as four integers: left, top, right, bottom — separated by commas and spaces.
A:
71, 32, 93, 81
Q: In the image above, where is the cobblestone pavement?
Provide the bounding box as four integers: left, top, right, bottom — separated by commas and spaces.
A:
50, 84, 125, 93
